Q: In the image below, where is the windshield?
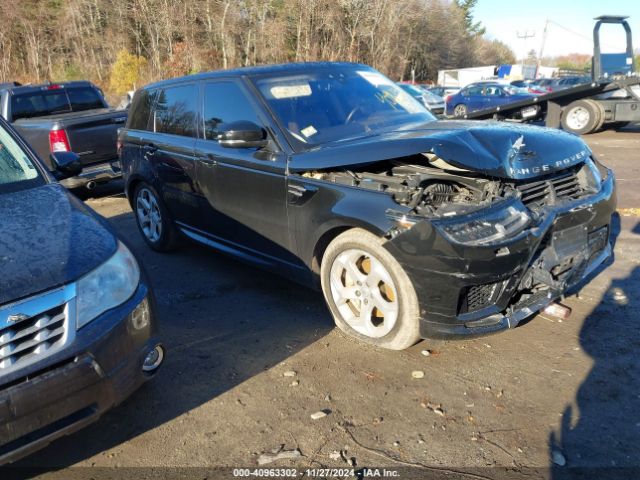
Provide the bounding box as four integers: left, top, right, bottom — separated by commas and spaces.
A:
422, 90, 443, 102
398, 83, 424, 97
253, 68, 436, 147
0, 123, 44, 194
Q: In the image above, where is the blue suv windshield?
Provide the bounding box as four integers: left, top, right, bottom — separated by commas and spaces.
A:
0, 123, 43, 194
253, 68, 436, 148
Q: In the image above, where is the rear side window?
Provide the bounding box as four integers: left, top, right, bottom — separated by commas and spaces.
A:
203, 81, 260, 140
153, 85, 198, 137
128, 89, 158, 130
66, 87, 105, 110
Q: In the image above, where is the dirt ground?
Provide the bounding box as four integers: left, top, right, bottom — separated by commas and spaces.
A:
11, 126, 640, 479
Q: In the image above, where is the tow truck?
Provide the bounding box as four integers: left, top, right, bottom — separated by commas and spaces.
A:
461, 16, 640, 135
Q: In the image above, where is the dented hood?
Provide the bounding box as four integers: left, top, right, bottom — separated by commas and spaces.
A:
289, 121, 591, 180
0, 184, 117, 306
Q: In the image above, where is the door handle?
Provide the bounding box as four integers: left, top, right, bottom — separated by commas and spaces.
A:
195, 153, 217, 166
143, 143, 158, 156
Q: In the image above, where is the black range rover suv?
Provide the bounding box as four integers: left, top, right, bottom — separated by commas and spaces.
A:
119, 62, 615, 350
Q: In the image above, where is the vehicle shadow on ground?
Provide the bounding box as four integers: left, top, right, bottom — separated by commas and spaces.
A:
550, 219, 640, 479
11, 210, 333, 472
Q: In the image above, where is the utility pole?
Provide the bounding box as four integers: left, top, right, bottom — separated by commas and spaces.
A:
536, 19, 549, 79
516, 30, 536, 74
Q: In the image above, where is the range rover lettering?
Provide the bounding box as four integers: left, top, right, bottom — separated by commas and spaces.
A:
119, 62, 615, 350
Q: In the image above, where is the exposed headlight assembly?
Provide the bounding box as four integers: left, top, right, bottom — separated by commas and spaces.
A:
589, 156, 608, 182
76, 241, 140, 329
433, 199, 531, 246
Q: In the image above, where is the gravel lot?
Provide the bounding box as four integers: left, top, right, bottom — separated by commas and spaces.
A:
12, 126, 640, 479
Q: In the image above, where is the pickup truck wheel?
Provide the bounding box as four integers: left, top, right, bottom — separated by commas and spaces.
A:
453, 104, 467, 118
134, 183, 178, 252
321, 229, 420, 350
561, 100, 600, 135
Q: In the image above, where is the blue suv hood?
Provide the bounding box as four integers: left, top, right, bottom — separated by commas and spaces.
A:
290, 121, 591, 180
0, 184, 117, 306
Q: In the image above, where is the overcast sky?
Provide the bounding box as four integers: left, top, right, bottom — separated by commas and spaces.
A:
473, 0, 640, 58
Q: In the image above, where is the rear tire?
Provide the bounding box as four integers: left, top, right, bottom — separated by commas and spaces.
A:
561, 99, 601, 135
320, 228, 421, 350
586, 99, 605, 132
453, 104, 467, 118
133, 182, 179, 252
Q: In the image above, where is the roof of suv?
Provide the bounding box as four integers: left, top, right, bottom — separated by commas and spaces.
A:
140, 62, 372, 91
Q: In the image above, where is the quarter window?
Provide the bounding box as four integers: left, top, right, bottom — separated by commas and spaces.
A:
128, 89, 158, 131
154, 85, 198, 137
203, 81, 261, 140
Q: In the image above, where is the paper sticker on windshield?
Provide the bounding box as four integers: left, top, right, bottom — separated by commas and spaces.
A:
357, 71, 395, 87
270, 84, 312, 99
301, 125, 317, 138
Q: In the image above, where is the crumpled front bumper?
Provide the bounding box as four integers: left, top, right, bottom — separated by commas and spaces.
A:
384, 171, 616, 339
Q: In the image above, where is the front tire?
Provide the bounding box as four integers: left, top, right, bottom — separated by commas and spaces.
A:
133, 182, 179, 252
320, 229, 420, 350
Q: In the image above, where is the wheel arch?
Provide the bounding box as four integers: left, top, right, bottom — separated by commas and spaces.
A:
126, 174, 148, 208
309, 222, 387, 287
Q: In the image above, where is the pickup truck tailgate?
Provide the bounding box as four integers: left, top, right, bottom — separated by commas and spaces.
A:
61, 109, 128, 166
13, 108, 127, 168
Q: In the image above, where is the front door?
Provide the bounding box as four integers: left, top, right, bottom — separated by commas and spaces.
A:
192, 79, 301, 268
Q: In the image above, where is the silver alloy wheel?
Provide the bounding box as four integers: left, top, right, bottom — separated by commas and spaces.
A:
329, 248, 399, 338
453, 104, 467, 117
565, 106, 590, 131
136, 188, 162, 243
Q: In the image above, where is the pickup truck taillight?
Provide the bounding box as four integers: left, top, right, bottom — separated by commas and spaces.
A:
49, 129, 71, 152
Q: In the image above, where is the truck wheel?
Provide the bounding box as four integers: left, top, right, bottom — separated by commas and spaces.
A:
453, 104, 467, 118
320, 228, 421, 350
133, 182, 179, 252
586, 99, 605, 131
561, 100, 600, 135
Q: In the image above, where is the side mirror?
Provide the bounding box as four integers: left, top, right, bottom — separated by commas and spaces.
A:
50, 151, 82, 180
218, 121, 268, 149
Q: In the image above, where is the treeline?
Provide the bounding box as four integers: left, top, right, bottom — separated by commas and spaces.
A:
0, 0, 515, 95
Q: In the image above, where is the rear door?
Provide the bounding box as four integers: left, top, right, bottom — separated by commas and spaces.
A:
464, 86, 484, 111
144, 83, 201, 226
191, 79, 299, 267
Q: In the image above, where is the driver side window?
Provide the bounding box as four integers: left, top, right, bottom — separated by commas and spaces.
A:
203, 81, 261, 140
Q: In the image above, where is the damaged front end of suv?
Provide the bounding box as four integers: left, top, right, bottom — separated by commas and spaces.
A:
291, 121, 615, 340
